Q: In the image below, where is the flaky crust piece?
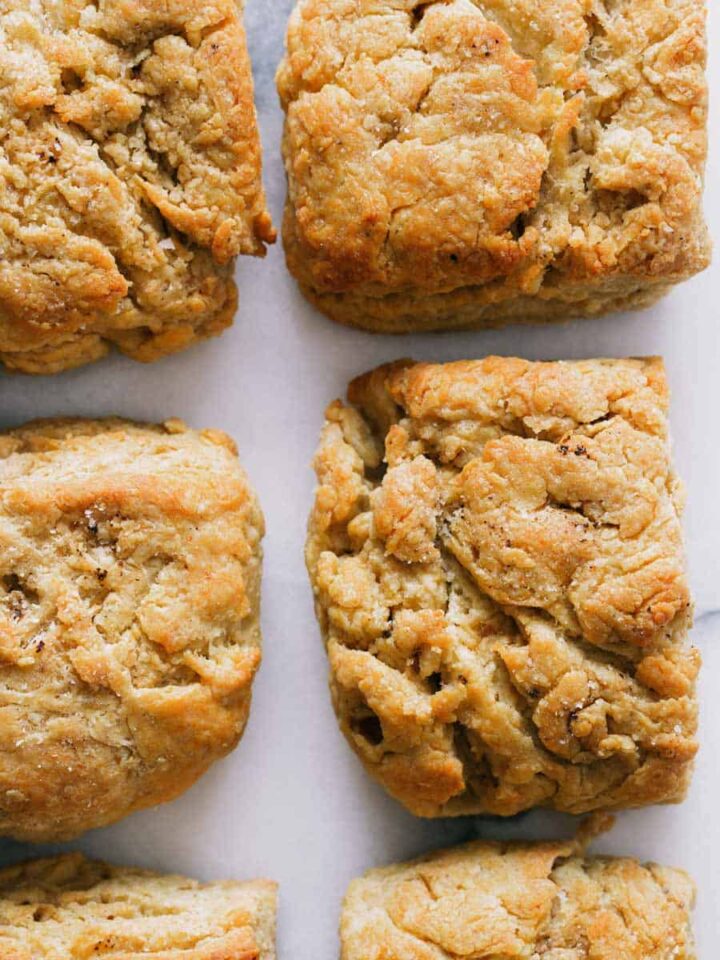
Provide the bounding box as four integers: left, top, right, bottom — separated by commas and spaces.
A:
0, 854, 277, 960
279, 0, 710, 331
0, 0, 274, 374
341, 834, 696, 960
0, 418, 264, 841
306, 357, 698, 817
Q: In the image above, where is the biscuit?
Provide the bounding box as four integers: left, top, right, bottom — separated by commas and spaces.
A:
0, 853, 277, 959
0, 0, 274, 374
341, 830, 696, 960
306, 357, 697, 817
278, 0, 710, 332
0, 418, 264, 841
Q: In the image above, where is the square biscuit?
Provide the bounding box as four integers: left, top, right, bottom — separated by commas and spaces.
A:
0, 418, 264, 842
278, 0, 710, 332
341, 833, 696, 960
306, 357, 698, 817
0, 854, 277, 959
0, 0, 274, 374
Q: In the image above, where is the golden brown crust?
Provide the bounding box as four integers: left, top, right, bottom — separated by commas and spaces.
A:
341, 836, 696, 960
0, 854, 277, 960
0, 417, 264, 841
0, 0, 275, 374
306, 357, 698, 817
278, 0, 710, 332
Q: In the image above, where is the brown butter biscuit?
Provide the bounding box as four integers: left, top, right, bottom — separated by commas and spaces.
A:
0, 854, 277, 959
0, 418, 264, 841
0, 0, 275, 374
306, 357, 698, 817
341, 830, 696, 960
278, 0, 710, 331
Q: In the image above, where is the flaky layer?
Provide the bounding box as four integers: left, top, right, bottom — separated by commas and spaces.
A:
341, 836, 696, 960
279, 0, 709, 331
0, 854, 277, 960
0, 418, 264, 841
0, 0, 274, 373
306, 357, 697, 817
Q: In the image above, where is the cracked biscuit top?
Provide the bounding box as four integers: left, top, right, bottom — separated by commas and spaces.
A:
341, 833, 696, 960
306, 357, 697, 817
0, 0, 274, 374
278, 0, 710, 332
0, 418, 264, 841
0, 854, 277, 960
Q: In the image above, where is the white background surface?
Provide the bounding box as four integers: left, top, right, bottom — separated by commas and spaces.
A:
0, 1, 718, 955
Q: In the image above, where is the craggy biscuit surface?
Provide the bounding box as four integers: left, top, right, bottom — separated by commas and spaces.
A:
306, 357, 697, 817
0, 418, 264, 841
0, 0, 274, 374
279, 0, 710, 331
0, 854, 277, 959
341, 836, 696, 960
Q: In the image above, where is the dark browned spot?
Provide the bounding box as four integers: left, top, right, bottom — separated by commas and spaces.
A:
60, 68, 83, 94
351, 713, 383, 746
427, 672, 443, 694
510, 214, 526, 241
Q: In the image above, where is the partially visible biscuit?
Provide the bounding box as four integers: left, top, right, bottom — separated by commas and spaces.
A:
278, 0, 709, 332
0, 0, 274, 374
0, 854, 277, 959
341, 835, 696, 960
0, 418, 264, 841
306, 357, 697, 817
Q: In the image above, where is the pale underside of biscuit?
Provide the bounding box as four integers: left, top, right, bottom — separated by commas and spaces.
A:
0, 0, 275, 374
0, 853, 277, 960
306, 357, 698, 817
0, 418, 264, 841
279, 0, 710, 332
341, 833, 696, 960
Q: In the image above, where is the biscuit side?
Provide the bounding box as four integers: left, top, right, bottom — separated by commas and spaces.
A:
306, 357, 697, 817
0, 0, 274, 373
0, 853, 277, 960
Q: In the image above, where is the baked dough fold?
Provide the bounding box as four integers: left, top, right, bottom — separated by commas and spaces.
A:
306, 357, 697, 816
0, 854, 277, 960
0, 417, 264, 840
341, 826, 696, 960
0, 0, 274, 373
279, 0, 709, 331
